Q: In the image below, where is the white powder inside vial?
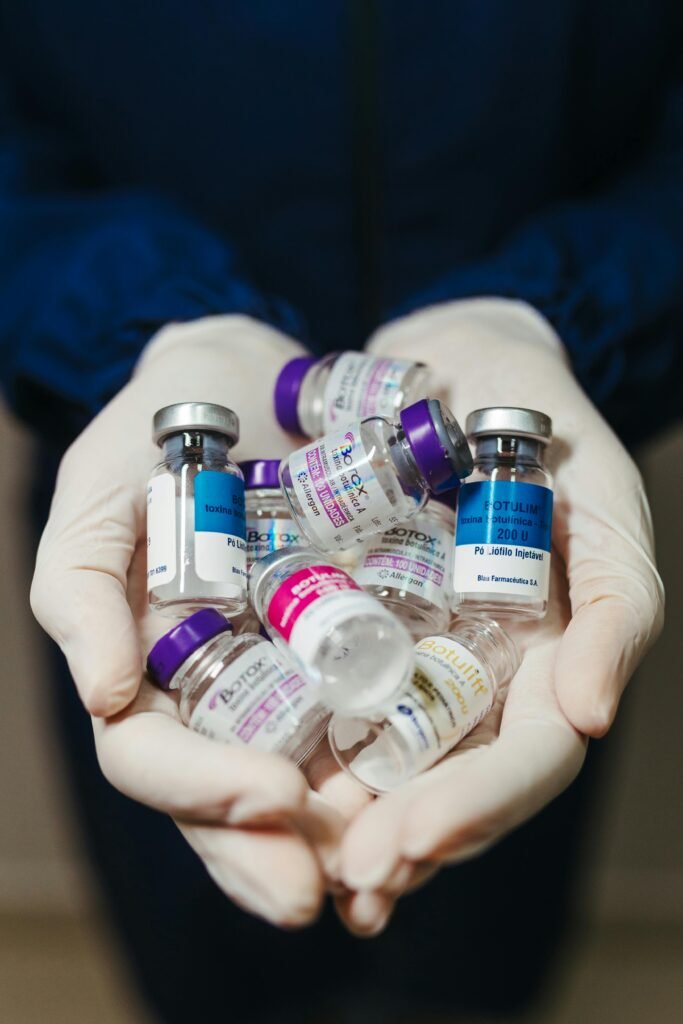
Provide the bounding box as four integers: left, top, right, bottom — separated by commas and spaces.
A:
349, 743, 404, 793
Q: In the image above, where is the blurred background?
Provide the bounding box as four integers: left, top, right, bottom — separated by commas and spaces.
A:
0, 402, 681, 1024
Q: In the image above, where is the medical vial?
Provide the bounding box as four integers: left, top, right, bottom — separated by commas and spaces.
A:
146, 609, 330, 764
241, 459, 303, 569
353, 492, 456, 640
147, 403, 247, 618
329, 618, 519, 793
250, 547, 415, 716
452, 408, 553, 619
279, 398, 472, 554
274, 350, 432, 438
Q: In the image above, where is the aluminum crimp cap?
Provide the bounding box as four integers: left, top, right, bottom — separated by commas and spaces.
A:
399, 398, 473, 495
466, 407, 552, 444
152, 402, 240, 446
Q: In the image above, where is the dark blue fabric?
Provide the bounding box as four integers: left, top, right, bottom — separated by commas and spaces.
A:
1, 1, 682, 444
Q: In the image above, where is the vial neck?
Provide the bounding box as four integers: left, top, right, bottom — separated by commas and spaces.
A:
389, 428, 425, 493
162, 431, 231, 466
474, 436, 544, 466
170, 632, 233, 693
449, 620, 519, 693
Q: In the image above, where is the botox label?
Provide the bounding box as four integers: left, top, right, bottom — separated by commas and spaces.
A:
453, 480, 553, 600
288, 422, 398, 549
354, 515, 454, 609
323, 353, 416, 431
267, 564, 395, 665
189, 642, 319, 753
194, 471, 247, 583
245, 516, 303, 565
383, 635, 495, 776
147, 473, 177, 589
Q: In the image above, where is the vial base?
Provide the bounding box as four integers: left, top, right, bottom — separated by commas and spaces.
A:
149, 591, 247, 620
311, 615, 414, 716
328, 715, 413, 794
452, 592, 547, 620
360, 587, 450, 641
278, 705, 331, 766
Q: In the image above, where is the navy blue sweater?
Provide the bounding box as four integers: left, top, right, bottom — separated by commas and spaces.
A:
1, 2, 681, 445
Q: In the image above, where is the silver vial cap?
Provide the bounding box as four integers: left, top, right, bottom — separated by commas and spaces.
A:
466, 407, 552, 444
152, 402, 240, 446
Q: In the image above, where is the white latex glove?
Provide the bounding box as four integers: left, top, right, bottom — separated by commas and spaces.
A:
333, 298, 664, 925
30, 314, 369, 926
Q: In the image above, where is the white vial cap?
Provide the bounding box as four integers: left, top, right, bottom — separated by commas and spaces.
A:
152, 402, 240, 446
466, 407, 552, 444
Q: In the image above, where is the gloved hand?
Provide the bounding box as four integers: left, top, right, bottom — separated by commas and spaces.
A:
333, 297, 664, 929
30, 314, 368, 926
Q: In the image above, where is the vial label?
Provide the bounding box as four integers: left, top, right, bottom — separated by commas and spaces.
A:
288, 422, 398, 549
189, 641, 318, 753
354, 518, 453, 609
267, 564, 395, 665
245, 516, 303, 564
194, 471, 247, 583
147, 473, 177, 590
383, 635, 494, 774
453, 480, 553, 600
324, 353, 414, 431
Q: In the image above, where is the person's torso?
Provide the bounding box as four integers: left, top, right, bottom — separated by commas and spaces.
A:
2, 1, 679, 349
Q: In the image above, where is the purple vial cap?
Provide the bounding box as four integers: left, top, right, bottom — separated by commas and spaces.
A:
146, 609, 231, 690
274, 357, 317, 433
239, 459, 281, 490
400, 399, 473, 495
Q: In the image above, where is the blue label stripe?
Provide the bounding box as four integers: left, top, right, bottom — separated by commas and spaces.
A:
455, 480, 553, 551
194, 471, 246, 539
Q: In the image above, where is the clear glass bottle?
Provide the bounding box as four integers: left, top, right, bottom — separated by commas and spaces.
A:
279, 398, 472, 554
240, 459, 303, 569
146, 609, 330, 764
352, 492, 456, 640
250, 547, 415, 716
328, 617, 519, 793
274, 351, 432, 439
147, 403, 247, 618
452, 408, 553, 619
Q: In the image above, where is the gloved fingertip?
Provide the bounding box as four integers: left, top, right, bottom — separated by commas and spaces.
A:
555, 606, 635, 739
336, 891, 395, 938
263, 879, 326, 930
375, 858, 413, 895
82, 675, 141, 717
340, 845, 402, 892
217, 870, 324, 931
557, 686, 616, 739
226, 766, 309, 826
277, 892, 325, 930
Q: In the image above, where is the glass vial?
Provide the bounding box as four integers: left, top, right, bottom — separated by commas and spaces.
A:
328, 618, 519, 793
240, 459, 303, 569
352, 493, 456, 640
279, 398, 472, 554
275, 351, 432, 439
146, 609, 330, 765
452, 408, 553, 619
250, 547, 415, 716
147, 402, 247, 618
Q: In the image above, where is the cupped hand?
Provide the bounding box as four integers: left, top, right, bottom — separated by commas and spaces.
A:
332, 298, 664, 926
29, 314, 364, 926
